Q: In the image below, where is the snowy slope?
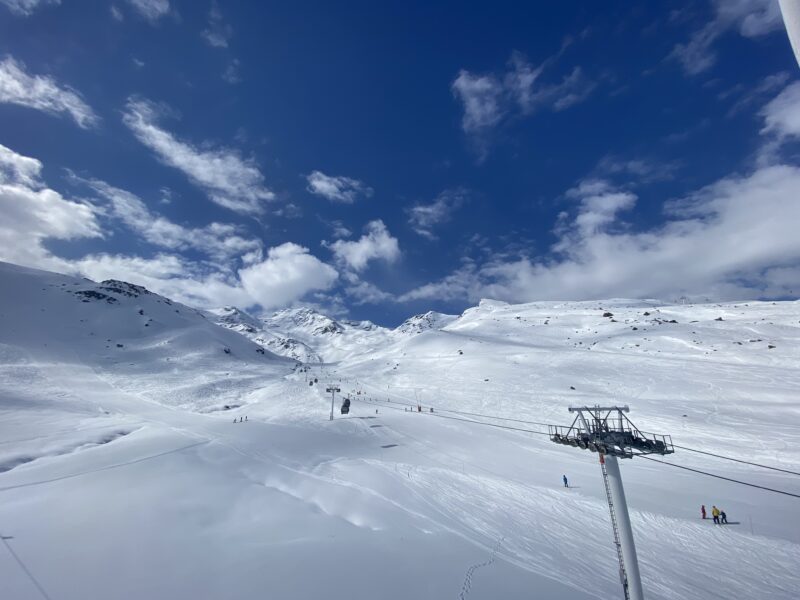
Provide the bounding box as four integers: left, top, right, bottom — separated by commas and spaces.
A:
1, 261, 799, 600
0, 261, 291, 412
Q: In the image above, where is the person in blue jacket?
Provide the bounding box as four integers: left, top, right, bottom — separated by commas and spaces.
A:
563, 474, 569, 488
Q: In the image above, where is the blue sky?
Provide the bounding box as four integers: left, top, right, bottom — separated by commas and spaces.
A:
1, 0, 799, 325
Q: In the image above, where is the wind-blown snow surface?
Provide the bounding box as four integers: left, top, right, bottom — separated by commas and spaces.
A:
1, 262, 799, 600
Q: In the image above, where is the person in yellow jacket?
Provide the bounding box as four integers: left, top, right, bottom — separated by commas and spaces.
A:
711, 505, 721, 524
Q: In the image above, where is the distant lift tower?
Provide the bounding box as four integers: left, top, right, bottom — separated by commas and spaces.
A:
549, 406, 674, 600
326, 385, 341, 421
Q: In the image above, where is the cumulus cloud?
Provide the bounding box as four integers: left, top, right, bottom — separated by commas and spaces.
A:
75, 177, 262, 262
306, 170, 373, 203
0, 144, 102, 272
202, 0, 232, 48
122, 97, 274, 215
452, 51, 595, 155
239, 243, 338, 308
327, 220, 400, 272
0, 56, 99, 128
403, 167, 800, 303
73, 245, 339, 311
74, 253, 255, 309
126, 0, 170, 22
671, 0, 783, 75
407, 188, 468, 239
0, 0, 59, 16
0, 143, 340, 312
403, 81, 800, 304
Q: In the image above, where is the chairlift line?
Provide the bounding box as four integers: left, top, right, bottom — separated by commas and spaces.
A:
671, 444, 800, 477
342, 383, 800, 496
639, 456, 800, 499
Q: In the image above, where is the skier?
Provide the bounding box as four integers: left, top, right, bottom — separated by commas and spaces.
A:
711, 505, 720, 524
563, 474, 569, 488
245, 416, 248, 421
701, 505, 707, 520
720, 510, 728, 524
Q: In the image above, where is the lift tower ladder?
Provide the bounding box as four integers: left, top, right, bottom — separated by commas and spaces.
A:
548, 405, 674, 600
600, 454, 630, 600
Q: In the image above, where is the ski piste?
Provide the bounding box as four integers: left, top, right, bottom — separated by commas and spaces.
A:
0, 261, 798, 600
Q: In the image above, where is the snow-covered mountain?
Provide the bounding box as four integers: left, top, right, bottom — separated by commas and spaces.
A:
1, 260, 799, 600
395, 310, 458, 335
208, 305, 321, 363
262, 308, 399, 362
211, 306, 461, 364
212, 306, 398, 363
0, 261, 290, 412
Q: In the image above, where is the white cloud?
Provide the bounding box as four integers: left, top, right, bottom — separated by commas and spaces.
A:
0, 144, 102, 272
452, 52, 596, 154
122, 97, 274, 215
202, 0, 232, 48
403, 166, 800, 303
328, 220, 352, 239
0, 144, 340, 312
345, 279, 394, 306
239, 243, 338, 309
451, 70, 505, 134
306, 170, 373, 203
0, 56, 99, 128
567, 184, 637, 240
222, 59, 242, 84
594, 156, 679, 183
74, 246, 339, 312
126, 0, 170, 22
725, 71, 790, 117
671, 0, 783, 75
508, 59, 596, 114
407, 188, 467, 239
111, 5, 124, 21
403, 82, 800, 304
761, 81, 800, 138
0, 0, 59, 16
76, 177, 262, 262
327, 220, 400, 272
74, 253, 255, 309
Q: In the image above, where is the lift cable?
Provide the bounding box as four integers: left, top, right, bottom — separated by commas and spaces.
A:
670, 444, 800, 477
347, 385, 560, 428
348, 396, 800, 498
348, 396, 552, 436
639, 456, 800, 499
347, 383, 800, 478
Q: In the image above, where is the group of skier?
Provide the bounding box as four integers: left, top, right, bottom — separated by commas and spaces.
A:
701, 504, 728, 524
233, 416, 248, 423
